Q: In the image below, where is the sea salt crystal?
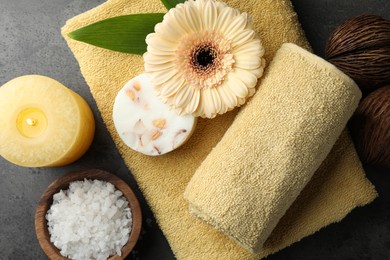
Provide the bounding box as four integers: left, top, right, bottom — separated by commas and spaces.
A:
46, 179, 133, 260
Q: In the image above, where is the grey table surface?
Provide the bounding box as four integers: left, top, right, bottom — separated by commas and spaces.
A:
0, 0, 389, 259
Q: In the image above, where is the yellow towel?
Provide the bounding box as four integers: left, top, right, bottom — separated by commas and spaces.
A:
184, 43, 362, 253
61, 0, 377, 259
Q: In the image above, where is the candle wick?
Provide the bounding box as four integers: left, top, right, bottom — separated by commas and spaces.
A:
26, 118, 37, 126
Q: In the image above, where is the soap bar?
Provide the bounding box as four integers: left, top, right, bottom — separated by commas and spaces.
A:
0, 75, 95, 167
113, 74, 196, 156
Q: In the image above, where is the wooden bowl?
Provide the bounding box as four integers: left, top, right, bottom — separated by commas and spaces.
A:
35, 169, 142, 260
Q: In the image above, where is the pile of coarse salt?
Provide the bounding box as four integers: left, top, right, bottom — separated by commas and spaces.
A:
46, 179, 132, 260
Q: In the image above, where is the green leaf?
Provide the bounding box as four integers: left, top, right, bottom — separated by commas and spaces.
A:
161, 0, 185, 10
68, 13, 165, 55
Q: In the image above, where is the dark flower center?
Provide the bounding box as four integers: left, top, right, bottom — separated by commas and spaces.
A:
193, 45, 215, 70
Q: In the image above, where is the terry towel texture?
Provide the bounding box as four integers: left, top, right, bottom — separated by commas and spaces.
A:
184, 43, 362, 253
61, 0, 377, 259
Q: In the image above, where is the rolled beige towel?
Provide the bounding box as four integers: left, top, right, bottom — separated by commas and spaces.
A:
184, 43, 362, 253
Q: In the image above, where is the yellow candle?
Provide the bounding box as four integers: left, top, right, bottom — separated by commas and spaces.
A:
0, 75, 95, 167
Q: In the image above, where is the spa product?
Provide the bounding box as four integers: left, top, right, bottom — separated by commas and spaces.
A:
0, 75, 95, 167
113, 73, 196, 156
325, 14, 390, 92
46, 179, 132, 260
184, 43, 362, 253
350, 85, 390, 168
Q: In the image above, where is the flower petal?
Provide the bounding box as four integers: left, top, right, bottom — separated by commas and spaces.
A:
230, 29, 256, 48
216, 83, 238, 109
185, 89, 201, 114
150, 68, 178, 85
147, 44, 175, 56
231, 68, 259, 89
235, 55, 262, 70
209, 87, 222, 113
155, 17, 182, 39
218, 102, 228, 115
233, 39, 264, 56
143, 52, 175, 65
172, 6, 195, 34
201, 89, 217, 118
160, 74, 185, 97
222, 13, 248, 39
247, 59, 266, 78
174, 85, 195, 108
146, 34, 178, 51
200, 88, 222, 117
226, 73, 249, 98
203, 0, 217, 30
215, 0, 228, 13
185, 2, 202, 32
237, 97, 247, 106
145, 61, 175, 72
247, 87, 256, 97
194, 100, 204, 118
229, 28, 253, 43
215, 6, 236, 32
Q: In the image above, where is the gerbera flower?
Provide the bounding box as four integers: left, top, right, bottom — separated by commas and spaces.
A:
144, 0, 265, 118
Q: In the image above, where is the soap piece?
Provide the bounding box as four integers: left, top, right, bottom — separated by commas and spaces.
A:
113, 74, 196, 156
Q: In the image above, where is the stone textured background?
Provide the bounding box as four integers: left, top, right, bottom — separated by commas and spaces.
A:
0, 0, 389, 259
